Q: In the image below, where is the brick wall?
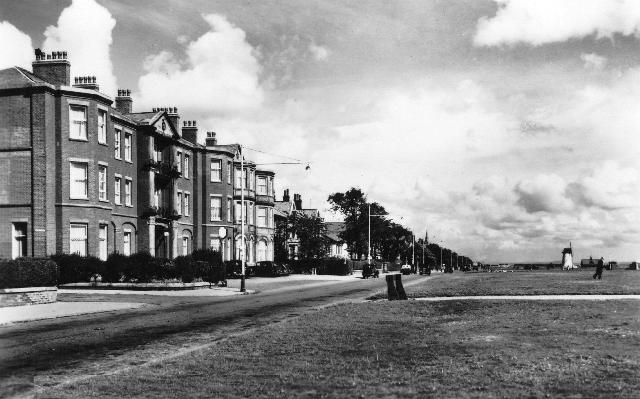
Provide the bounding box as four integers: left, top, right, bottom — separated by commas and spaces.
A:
0, 287, 57, 307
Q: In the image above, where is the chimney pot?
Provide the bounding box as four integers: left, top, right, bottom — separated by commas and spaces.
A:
63, 51, 67, 59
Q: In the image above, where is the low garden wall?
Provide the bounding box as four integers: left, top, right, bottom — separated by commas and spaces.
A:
0, 258, 58, 308
0, 286, 57, 307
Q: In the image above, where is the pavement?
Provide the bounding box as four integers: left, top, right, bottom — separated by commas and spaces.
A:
414, 294, 640, 301
0, 302, 147, 325
0, 273, 368, 325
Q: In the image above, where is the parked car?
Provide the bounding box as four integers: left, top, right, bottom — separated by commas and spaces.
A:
255, 261, 290, 277
419, 264, 431, 275
224, 260, 255, 278
400, 264, 412, 275
362, 263, 379, 279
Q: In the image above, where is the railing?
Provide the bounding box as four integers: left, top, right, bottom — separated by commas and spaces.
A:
142, 159, 181, 180
142, 206, 181, 221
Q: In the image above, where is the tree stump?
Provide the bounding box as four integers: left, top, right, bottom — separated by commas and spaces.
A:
386, 274, 398, 300
395, 274, 408, 300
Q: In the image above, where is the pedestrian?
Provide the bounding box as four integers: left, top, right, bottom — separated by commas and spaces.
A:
593, 257, 604, 280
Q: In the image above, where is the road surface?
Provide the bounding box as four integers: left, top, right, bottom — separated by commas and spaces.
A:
0, 275, 420, 397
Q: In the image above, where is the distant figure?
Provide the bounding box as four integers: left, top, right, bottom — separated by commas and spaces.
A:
593, 257, 604, 280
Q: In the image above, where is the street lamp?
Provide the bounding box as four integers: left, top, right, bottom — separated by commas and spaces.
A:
236, 144, 311, 293
368, 204, 387, 266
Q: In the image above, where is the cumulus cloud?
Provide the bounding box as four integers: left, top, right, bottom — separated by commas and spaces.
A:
0, 21, 33, 69
580, 53, 608, 70
515, 174, 573, 213
309, 43, 330, 61
136, 14, 263, 114
474, 0, 640, 46
42, 0, 117, 95
567, 161, 640, 210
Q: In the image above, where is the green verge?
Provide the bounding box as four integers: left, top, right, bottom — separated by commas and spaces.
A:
370, 270, 640, 299
40, 300, 639, 398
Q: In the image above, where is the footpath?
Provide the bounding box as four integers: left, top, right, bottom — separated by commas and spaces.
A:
0, 273, 369, 326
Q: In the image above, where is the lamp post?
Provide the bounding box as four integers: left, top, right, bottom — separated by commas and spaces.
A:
234, 146, 310, 293
239, 146, 246, 292
368, 204, 387, 270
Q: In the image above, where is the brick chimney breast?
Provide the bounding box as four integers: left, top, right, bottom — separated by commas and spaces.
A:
32, 49, 70, 86
115, 89, 132, 114
182, 120, 198, 144
205, 131, 217, 147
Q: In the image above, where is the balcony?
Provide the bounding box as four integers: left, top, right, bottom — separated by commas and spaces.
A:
255, 194, 274, 206
233, 187, 255, 200
142, 206, 181, 221
143, 159, 181, 183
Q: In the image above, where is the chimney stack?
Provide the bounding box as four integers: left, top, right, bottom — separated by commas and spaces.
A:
165, 107, 180, 135
73, 76, 99, 91
205, 131, 217, 147
115, 89, 132, 114
294, 194, 302, 210
283, 189, 290, 202
182, 120, 198, 144
32, 49, 70, 86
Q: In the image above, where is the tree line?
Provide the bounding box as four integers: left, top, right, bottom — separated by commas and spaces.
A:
274, 187, 473, 269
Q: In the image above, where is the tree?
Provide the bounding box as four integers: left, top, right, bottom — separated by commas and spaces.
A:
274, 211, 327, 261
328, 188, 370, 259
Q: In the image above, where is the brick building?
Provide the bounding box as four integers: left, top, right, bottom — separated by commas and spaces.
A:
0, 50, 275, 263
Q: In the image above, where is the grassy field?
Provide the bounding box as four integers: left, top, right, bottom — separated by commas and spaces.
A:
371, 269, 640, 299
39, 298, 640, 398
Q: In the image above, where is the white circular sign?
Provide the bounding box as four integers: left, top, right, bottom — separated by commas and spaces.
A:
218, 227, 227, 238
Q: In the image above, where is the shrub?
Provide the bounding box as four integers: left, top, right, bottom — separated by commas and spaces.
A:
52, 253, 104, 284
318, 258, 352, 276
174, 255, 195, 283
127, 252, 156, 282
104, 253, 129, 283
0, 258, 59, 289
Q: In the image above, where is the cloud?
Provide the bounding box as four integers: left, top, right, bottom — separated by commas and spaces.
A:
136, 14, 264, 115
42, 0, 117, 95
567, 161, 640, 210
515, 174, 573, 213
309, 43, 330, 61
474, 0, 640, 46
0, 21, 33, 69
580, 53, 608, 70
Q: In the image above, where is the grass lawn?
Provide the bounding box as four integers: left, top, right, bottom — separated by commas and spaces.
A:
375, 270, 640, 299
39, 299, 640, 398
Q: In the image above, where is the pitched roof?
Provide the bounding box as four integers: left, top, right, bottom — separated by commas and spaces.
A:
0, 67, 50, 89
274, 201, 292, 217
128, 111, 163, 124
324, 221, 345, 242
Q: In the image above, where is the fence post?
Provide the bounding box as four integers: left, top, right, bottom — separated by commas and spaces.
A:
386, 274, 398, 300
395, 274, 408, 300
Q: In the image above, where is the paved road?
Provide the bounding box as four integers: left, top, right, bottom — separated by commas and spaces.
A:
0, 275, 421, 397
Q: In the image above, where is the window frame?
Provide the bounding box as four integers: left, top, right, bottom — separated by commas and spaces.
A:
69, 104, 88, 141
69, 223, 88, 256
124, 131, 132, 162
184, 192, 190, 217
12, 222, 27, 259
210, 195, 222, 221
124, 177, 132, 206
210, 159, 222, 182
98, 109, 107, 144
98, 164, 108, 202
98, 224, 108, 261
114, 128, 122, 159
69, 161, 88, 200
114, 175, 122, 205
184, 154, 190, 179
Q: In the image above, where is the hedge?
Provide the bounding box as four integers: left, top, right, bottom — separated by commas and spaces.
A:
0, 258, 58, 289
289, 258, 353, 276
52, 253, 103, 285
52, 250, 226, 284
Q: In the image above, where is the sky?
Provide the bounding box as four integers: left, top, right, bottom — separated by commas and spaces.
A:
1, 0, 639, 263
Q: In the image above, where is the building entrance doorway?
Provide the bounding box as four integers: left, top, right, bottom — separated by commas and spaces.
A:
155, 225, 169, 258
